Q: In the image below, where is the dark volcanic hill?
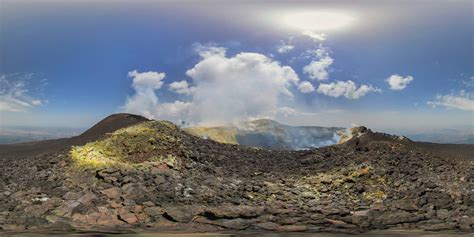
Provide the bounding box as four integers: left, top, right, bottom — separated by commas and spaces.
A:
0, 114, 473, 234
0, 113, 148, 159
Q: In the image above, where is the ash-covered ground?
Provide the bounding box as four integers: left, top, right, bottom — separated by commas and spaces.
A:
0, 114, 473, 234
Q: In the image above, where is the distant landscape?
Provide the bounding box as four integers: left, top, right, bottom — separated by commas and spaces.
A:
0, 127, 83, 144
2, 122, 472, 146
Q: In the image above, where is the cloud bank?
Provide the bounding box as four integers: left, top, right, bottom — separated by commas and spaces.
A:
123, 45, 300, 125
428, 90, 474, 111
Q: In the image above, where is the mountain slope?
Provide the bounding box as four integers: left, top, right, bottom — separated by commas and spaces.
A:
0, 113, 149, 159
185, 119, 345, 150
0, 115, 473, 233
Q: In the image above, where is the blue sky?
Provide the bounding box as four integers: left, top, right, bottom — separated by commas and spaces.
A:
0, 0, 473, 134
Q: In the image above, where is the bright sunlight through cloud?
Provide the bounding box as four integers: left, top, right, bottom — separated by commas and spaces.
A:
281, 11, 356, 32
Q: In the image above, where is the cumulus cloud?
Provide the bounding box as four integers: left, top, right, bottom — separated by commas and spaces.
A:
122, 45, 300, 125
317, 80, 381, 99
298, 81, 315, 93
428, 90, 474, 111
169, 80, 193, 95
303, 56, 334, 81
154, 101, 193, 120
184, 46, 299, 124
386, 74, 414, 90
0, 74, 45, 112
122, 70, 166, 118
128, 70, 165, 91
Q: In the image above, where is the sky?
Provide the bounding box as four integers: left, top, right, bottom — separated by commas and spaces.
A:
0, 0, 473, 135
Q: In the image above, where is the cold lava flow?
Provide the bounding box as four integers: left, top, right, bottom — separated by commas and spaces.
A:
0, 113, 473, 234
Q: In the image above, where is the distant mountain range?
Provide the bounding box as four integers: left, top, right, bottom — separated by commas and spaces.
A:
1, 118, 472, 146
0, 127, 83, 144
185, 119, 345, 150
406, 129, 474, 144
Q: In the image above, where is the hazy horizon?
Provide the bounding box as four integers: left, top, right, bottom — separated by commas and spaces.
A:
1, 0, 473, 137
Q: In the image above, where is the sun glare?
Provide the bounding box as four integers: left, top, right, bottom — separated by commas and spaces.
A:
282, 11, 356, 32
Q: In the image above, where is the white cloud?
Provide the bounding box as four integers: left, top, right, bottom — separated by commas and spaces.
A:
193, 43, 226, 58
0, 74, 45, 112
276, 38, 295, 54
386, 74, 414, 90
276, 43, 295, 54
169, 80, 193, 95
313, 47, 329, 58
122, 70, 166, 118
298, 81, 315, 93
302, 31, 327, 41
317, 80, 381, 99
303, 56, 333, 81
154, 101, 193, 119
122, 46, 300, 125
184, 46, 300, 124
128, 70, 165, 91
428, 90, 474, 111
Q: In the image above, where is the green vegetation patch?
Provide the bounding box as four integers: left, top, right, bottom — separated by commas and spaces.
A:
70, 121, 185, 168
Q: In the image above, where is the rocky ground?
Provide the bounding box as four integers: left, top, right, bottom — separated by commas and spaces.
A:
0, 114, 473, 234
